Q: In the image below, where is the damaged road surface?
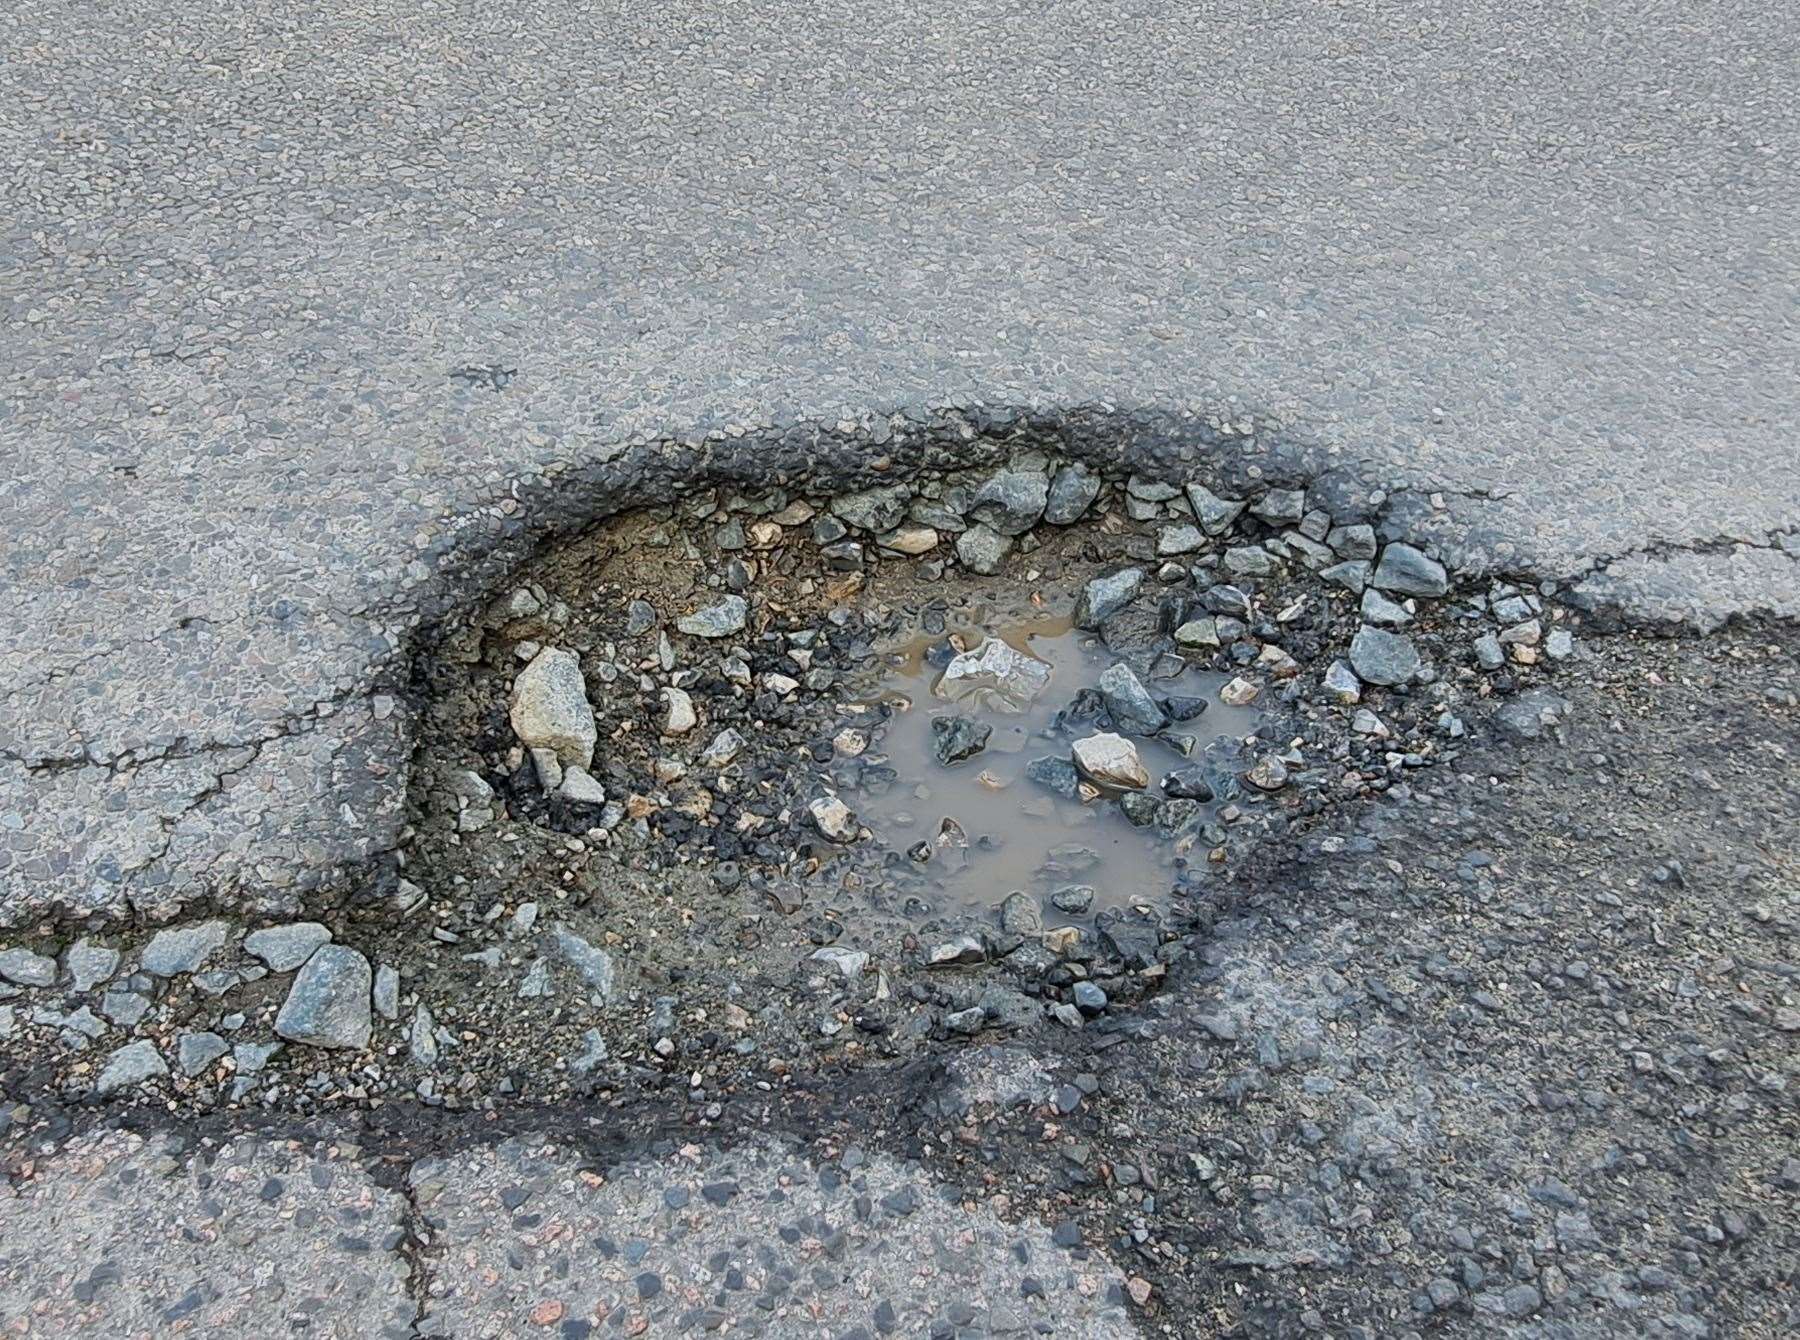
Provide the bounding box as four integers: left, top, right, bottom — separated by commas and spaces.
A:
6, 0, 1800, 1331
3, 448, 1796, 1338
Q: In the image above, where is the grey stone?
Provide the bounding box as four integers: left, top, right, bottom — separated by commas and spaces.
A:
1157, 524, 1205, 556
1222, 545, 1275, 577
1323, 660, 1363, 703
1097, 663, 1167, 735
1073, 568, 1145, 629
0, 947, 56, 987
549, 927, 617, 1002
1025, 756, 1082, 798
1043, 463, 1102, 523
373, 963, 400, 1020
176, 1031, 229, 1076
409, 1005, 440, 1066
1474, 633, 1506, 669
66, 939, 119, 992
830, 484, 910, 532
1546, 627, 1576, 659
1495, 690, 1572, 741
1174, 617, 1220, 648
1183, 483, 1247, 535
661, 685, 698, 734
233, 1040, 281, 1074
625, 599, 658, 635
1250, 488, 1305, 524
1360, 587, 1413, 627
242, 922, 332, 972
274, 945, 373, 1050
1371, 543, 1450, 597
1327, 524, 1379, 559
517, 959, 552, 998
676, 595, 749, 638
699, 727, 747, 768
968, 470, 1049, 535
99, 989, 149, 1027
141, 921, 231, 977
508, 646, 597, 770
96, 1040, 167, 1095
1127, 474, 1183, 502
954, 522, 1013, 574
1349, 626, 1421, 686
945, 1005, 988, 1034
569, 1028, 610, 1075
1321, 559, 1371, 594
1073, 981, 1108, 1014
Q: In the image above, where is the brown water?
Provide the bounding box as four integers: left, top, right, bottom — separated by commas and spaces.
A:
848, 610, 1256, 924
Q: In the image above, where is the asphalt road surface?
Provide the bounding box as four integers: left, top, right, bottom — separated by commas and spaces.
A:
2, 2, 1796, 1336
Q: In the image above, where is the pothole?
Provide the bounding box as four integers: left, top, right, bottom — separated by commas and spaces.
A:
1, 438, 1590, 1118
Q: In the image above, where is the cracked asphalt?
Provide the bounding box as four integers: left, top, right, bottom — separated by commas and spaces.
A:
2, 1, 1797, 1336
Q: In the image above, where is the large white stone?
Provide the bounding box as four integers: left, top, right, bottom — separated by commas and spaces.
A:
1071, 733, 1149, 789
936, 638, 1052, 713
508, 647, 596, 770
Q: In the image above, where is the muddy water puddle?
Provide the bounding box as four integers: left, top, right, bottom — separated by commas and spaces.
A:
841, 609, 1256, 925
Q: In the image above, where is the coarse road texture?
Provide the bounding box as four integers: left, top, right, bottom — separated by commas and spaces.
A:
2, 2, 1798, 1336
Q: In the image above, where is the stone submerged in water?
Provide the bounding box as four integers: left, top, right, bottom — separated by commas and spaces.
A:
274, 945, 373, 1050
676, 595, 748, 638
1025, 756, 1081, 798
509, 646, 597, 770
937, 637, 1052, 712
1071, 732, 1150, 789
1349, 626, 1421, 686
1162, 765, 1214, 801
1073, 568, 1144, 629
1096, 663, 1167, 736
931, 715, 993, 765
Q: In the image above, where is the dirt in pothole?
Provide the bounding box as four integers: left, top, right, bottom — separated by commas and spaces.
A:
3, 455, 1593, 1124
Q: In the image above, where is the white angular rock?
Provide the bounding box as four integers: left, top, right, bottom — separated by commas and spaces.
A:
936, 638, 1053, 713
662, 686, 698, 734
809, 795, 859, 843
558, 766, 608, 805
1071, 733, 1150, 789
508, 646, 596, 771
